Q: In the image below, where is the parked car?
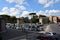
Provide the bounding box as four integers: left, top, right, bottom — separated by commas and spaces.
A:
45, 32, 54, 36
36, 32, 57, 40
36, 25, 44, 31
31, 25, 37, 31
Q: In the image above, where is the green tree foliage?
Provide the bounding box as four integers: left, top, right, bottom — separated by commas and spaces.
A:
10, 16, 17, 23
39, 15, 46, 18
29, 13, 36, 18
29, 13, 39, 23
33, 15, 38, 19
0, 14, 10, 23
29, 13, 36, 16
20, 17, 30, 23
0, 15, 17, 23
24, 17, 30, 23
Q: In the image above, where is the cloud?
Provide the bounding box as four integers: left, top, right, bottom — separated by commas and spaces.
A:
20, 11, 36, 19
2, 7, 9, 12
38, 0, 60, 8
6, 0, 24, 4
6, 0, 30, 6
44, 0, 54, 8
6, 0, 14, 3
15, 5, 26, 11
20, 11, 30, 17
0, 7, 20, 17
1, 7, 9, 15
38, 0, 47, 4
47, 10, 60, 16
37, 10, 60, 16
6, 0, 29, 11
0, 6, 28, 18
48, 10, 60, 13
55, 0, 60, 2
0, 7, 60, 18
37, 10, 47, 16
9, 8, 20, 16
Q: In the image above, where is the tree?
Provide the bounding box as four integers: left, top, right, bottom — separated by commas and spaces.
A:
33, 15, 38, 19
29, 13, 36, 15
0, 14, 10, 23
29, 13, 36, 18
24, 17, 30, 23
0, 15, 17, 23
0, 14, 10, 19
29, 13, 36, 23
29, 13, 39, 23
10, 16, 17, 23
39, 15, 46, 18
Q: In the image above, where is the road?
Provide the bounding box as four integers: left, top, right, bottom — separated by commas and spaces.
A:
44, 23, 60, 40
8, 32, 39, 40
44, 24, 60, 34
1, 29, 40, 40
1, 29, 36, 40
7, 23, 60, 40
1, 23, 60, 40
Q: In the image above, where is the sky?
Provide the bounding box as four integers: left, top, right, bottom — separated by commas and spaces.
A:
0, 0, 60, 18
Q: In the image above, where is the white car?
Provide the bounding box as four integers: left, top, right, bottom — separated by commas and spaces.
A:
45, 32, 53, 36
37, 26, 44, 31
16, 27, 19, 29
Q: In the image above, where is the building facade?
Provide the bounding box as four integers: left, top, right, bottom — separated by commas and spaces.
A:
0, 16, 6, 32
49, 16, 60, 23
17, 18, 24, 25
49, 16, 53, 23
39, 16, 60, 24
53, 16, 58, 23
39, 17, 49, 24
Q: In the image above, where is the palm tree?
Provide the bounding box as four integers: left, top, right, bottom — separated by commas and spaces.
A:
39, 15, 46, 18
29, 13, 39, 23
29, 13, 36, 18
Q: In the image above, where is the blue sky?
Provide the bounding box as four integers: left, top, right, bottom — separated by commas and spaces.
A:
0, 0, 60, 18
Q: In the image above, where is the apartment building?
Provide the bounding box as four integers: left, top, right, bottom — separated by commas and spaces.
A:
17, 18, 24, 25
49, 16, 60, 23
39, 17, 49, 24
39, 16, 60, 24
